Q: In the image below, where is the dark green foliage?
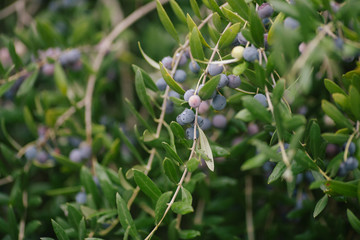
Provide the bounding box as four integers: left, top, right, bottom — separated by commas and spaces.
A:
0, 0, 360, 239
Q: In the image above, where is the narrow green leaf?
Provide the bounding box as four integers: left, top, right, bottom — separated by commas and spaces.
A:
171, 202, 193, 215
102, 138, 120, 166
0, 61, 5, 77
138, 42, 160, 70
211, 144, 230, 158
0, 81, 16, 97
250, 6, 264, 48
218, 23, 241, 49
222, 7, 246, 24
133, 170, 162, 201
80, 166, 101, 207
25, 220, 42, 236
207, 0, 225, 18
45, 186, 81, 196
309, 121, 323, 160
268, 161, 286, 184
178, 229, 201, 239
23, 106, 37, 136
155, 191, 173, 224
95, 163, 117, 207
227, 0, 249, 19
349, 86, 360, 120
52, 153, 82, 170
54, 63, 68, 96
67, 204, 82, 229
284, 114, 306, 132
198, 127, 214, 171
170, 0, 187, 23
199, 75, 220, 100
254, 63, 266, 89
181, 187, 192, 204
207, 24, 221, 43
8, 41, 23, 69
322, 133, 349, 144
252, 140, 281, 162
324, 79, 347, 95
163, 158, 180, 183
332, 93, 350, 112
125, 98, 154, 132
321, 100, 353, 130
1, 120, 21, 150
78, 217, 86, 240
8, 205, 18, 239
186, 13, 197, 31
347, 209, 360, 233
36, 20, 63, 47
17, 69, 39, 96
186, 14, 210, 49
162, 142, 183, 165
243, 96, 272, 124
267, 12, 285, 45
51, 219, 69, 240
241, 154, 268, 171
156, 0, 180, 43
190, 0, 202, 19
118, 168, 134, 191
132, 65, 158, 92
325, 180, 357, 197
159, 62, 185, 95
116, 193, 141, 240
135, 68, 155, 118
272, 79, 285, 104
189, 28, 205, 68
170, 121, 186, 141
187, 158, 200, 172
313, 195, 328, 218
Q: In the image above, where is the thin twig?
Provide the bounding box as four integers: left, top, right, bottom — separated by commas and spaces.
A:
127, 9, 215, 210
0, 1, 18, 20
84, 0, 171, 144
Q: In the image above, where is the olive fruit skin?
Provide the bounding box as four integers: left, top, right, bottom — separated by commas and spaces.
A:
345, 157, 359, 171
257, 3, 274, 19
342, 142, 356, 156
243, 46, 259, 62
237, 32, 248, 46
211, 95, 227, 111
217, 74, 229, 89
186, 127, 199, 140
254, 93, 268, 107
227, 75, 241, 89
179, 109, 195, 124
25, 146, 37, 160
76, 192, 87, 204
174, 69, 187, 83
188, 95, 201, 108
284, 17, 299, 29
198, 101, 210, 114
184, 89, 195, 101
189, 61, 200, 74
169, 90, 180, 99
161, 56, 173, 69
156, 78, 167, 91
69, 149, 83, 163
231, 46, 244, 60
175, 53, 187, 66
212, 114, 227, 129
59, 49, 81, 66
79, 142, 92, 159
208, 63, 224, 76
